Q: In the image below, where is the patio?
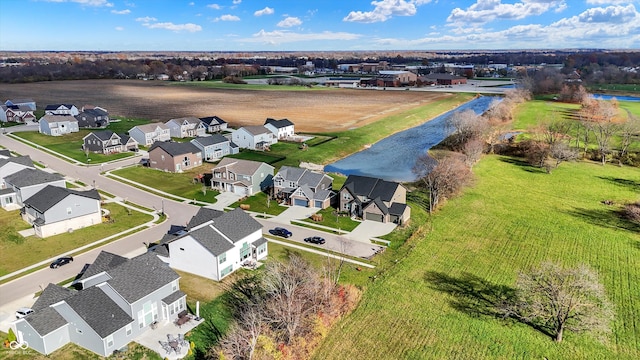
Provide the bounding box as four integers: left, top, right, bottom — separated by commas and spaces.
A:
134, 314, 204, 359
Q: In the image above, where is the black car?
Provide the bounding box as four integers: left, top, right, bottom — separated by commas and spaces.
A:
304, 236, 326, 244
50, 256, 73, 269
269, 227, 293, 238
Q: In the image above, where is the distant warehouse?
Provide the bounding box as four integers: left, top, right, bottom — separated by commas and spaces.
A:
421, 73, 468, 86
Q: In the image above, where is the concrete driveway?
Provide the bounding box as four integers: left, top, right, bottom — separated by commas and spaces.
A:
270, 205, 319, 222
208, 192, 242, 210
346, 221, 397, 243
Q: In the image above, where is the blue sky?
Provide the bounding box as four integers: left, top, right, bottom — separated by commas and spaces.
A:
1, 0, 639, 51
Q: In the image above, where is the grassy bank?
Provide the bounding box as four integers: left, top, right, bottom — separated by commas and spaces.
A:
314, 157, 640, 360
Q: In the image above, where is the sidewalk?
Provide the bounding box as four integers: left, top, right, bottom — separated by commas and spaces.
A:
267, 239, 375, 269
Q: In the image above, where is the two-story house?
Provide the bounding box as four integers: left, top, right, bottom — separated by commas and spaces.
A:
165, 117, 207, 138
128, 123, 171, 146
264, 118, 295, 140
273, 166, 334, 209
5, 98, 36, 111
199, 116, 228, 133
21, 186, 102, 238
45, 104, 79, 116
339, 175, 410, 224
39, 115, 79, 136
211, 158, 274, 196
152, 208, 267, 281
190, 135, 239, 162
148, 141, 202, 173
4, 168, 65, 206
0, 155, 35, 209
1, 104, 36, 123
12, 251, 187, 357
82, 131, 138, 155
231, 125, 277, 151
76, 108, 110, 128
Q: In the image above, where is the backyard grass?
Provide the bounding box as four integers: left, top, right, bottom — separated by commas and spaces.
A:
109, 165, 219, 203
226, 150, 285, 164
511, 99, 580, 130
314, 157, 640, 360
0, 203, 153, 277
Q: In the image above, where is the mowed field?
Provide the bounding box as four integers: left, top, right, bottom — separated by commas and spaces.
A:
1, 80, 451, 132
314, 157, 640, 360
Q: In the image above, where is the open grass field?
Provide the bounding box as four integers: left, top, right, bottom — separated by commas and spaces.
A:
0, 203, 153, 277
1, 79, 456, 133
314, 157, 640, 360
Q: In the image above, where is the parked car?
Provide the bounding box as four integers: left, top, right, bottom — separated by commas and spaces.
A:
50, 256, 73, 269
304, 236, 326, 244
269, 227, 292, 238
15, 307, 33, 319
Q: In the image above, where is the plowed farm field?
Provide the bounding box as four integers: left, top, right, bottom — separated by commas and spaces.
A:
2, 79, 452, 132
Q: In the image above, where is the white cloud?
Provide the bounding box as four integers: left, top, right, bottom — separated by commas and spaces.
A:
115, 26, 124, 31
254, 7, 274, 16
207, 3, 221, 10
246, 29, 361, 44
43, 0, 113, 6
142, 22, 202, 32
277, 16, 302, 27
447, 0, 567, 25
344, 0, 430, 23
214, 14, 240, 22
111, 9, 130, 14
189, 2, 194, 5
135, 16, 156, 23
586, 0, 632, 4
233, 0, 241, 4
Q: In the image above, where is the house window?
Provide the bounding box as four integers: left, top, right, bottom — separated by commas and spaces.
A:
219, 252, 226, 264
161, 155, 165, 161
106, 335, 114, 348
66, 207, 72, 215
343, 203, 349, 210
240, 242, 250, 260
220, 264, 233, 278
126, 324, 132, 336
172, 280, 178, 292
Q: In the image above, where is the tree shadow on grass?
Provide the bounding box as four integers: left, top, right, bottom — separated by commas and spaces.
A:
565, 207, 640, 233
498, 157, 545, 174
596, 176, 640, 192
423, 271, 555, 339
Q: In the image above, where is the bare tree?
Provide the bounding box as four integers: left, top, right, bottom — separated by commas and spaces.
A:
522, 140, 550, 169
580, 97, 621, 165
501, 262, 614, 343
462, 138, 485, 168
618, 112, 640, 163
413, 153, 473, 214
446, 110, 487, 150
549, 142, 578, 171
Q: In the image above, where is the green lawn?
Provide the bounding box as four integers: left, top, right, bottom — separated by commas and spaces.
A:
511, 100, 580, 130
226, 150, 285, 164
230, 192, 286, 215
109, 165, 219, 203
301, 207, 360, 232
314, 157, 640, 360
0, 203, 153, 277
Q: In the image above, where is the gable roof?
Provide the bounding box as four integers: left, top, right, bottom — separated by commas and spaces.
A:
132, 123, 169, 133
264, 118, 294, 128
5, 168, 64, 188
276, 166, 331, 189
85, 130, 118, 142
76, 251, 128, 282
187, 207, 224, 230
23, 307, 68, 336
0, 155, 34, 169
105, 252, 180, 303
167, 117, 202, 126
213, 157, 273, 176
206, 207, 262, 242
0, 149, 11, 158
186, 224, 236, 256
199, 116, 227, 126
149, 141, 201, 157
64, 286, 133, 338
240, 125, 272, 136
32, 283, 76, 311
119, 133, 135, 144
40, 114, 78, 125
45, 104, 76, 111
191, 134, 229, 147
342, 175, 402, 202
6, 98, 34, 104
23, 185, 100, 213
82, 108, 108, 117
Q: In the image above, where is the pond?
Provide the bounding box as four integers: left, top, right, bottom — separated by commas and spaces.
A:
324, 96, 498, 182
593, 94, 640, 102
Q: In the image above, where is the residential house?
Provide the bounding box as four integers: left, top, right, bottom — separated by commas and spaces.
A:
0, 156, 35, 209
165, 117, 207, 138
76, 108, 110, 128
339, 175, 410, 224
273, 166, 334, 209
39, 115, 79, 136
1, 104, 36, 123
21, 186, 102, 238
82, 131, 138, 155
152, 208, 267, 281
190, 135, 238, 162
5, 98, 36, 111
128, 123, 171, 146
45, 104, 79, 116
148, 141, 202, 173
231, 125, 277, 150
211, 158, 274, 196
199, 116, 228, 133
4, 168, 65, 206
12, 251, 186, 357
264, 118, 295, 140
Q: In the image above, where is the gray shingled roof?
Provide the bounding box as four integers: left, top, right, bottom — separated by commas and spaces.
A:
32, 283, 76, 311
0, 149, 11, 157
187, 207, 224, 230
241, 125, 272, 136
199, 116, 227, 126
23, 186, 100, 214
132, 123, 169, 133
45, 104, 75, 110
209, 208, 262, 243
149, 141, 201, 157
253, 237, 268, 247
191, 134, 228, 147
0, 188, 14, 195
343, 175, 401, 202
4, 168, 64, 188
24, 307, 68, 336
214, 158, 272, 177
388, 202, 408, 216
87, 130, 117, 141
0, 155, 33, 168
264, 118, 294, 128
77, 251, 128, 282
64, 286, 133, 338
162, 290, 186, 305
187, 224, 235, 256
106, 252, 180, 304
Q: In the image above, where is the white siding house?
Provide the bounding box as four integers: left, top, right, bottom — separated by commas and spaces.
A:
128, 123, 171, 146
231, 125, 277, 150
39, 115, 79, 136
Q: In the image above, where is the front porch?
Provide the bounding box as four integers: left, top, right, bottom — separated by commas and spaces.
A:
134, 313, 204, 360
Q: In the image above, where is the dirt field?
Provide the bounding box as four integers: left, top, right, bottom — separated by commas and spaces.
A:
1, 80, 452, 132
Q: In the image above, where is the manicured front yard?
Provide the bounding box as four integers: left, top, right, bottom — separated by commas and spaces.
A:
230, 192, 286, 215
301, 206, 360, 232
0, 202, 153, 277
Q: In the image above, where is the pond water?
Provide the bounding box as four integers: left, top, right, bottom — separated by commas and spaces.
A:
324, 96, 498, 182
593, 94, 640, 102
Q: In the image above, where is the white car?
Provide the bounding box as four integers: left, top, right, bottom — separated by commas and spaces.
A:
15, 307, 33, 319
